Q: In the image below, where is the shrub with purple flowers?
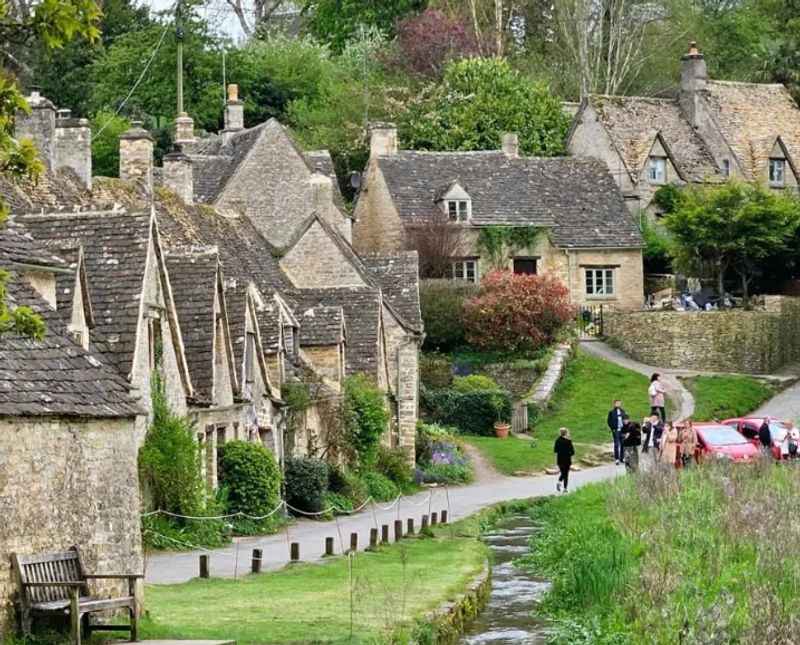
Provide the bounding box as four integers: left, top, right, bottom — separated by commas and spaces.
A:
415, 422, 473, 484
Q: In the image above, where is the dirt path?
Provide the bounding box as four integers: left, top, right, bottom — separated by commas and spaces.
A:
461, 442, 504, 483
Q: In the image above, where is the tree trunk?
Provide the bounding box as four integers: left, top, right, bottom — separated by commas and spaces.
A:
741, 272, 750, 309
717, 259, 726, 302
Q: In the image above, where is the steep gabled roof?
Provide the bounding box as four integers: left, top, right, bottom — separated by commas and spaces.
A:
585, 95, 721, 184
705, 80, 800, 179
377, 151, 642, 249
297, 305, 345, 347
361, 252, 422, 333
0, 225, 68, 269
289, 287, 381, 377
0, 274, 142, 418
18, 211, 152, 378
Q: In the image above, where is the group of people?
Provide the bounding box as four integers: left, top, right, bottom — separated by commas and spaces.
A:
744, 416, 800, 458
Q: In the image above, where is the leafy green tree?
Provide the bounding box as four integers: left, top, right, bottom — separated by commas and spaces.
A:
90, 111, 130, 177
301, 0, 425, 51
343, 374, 389, 467
399, 57, 570, 156
663, 182, 800, 302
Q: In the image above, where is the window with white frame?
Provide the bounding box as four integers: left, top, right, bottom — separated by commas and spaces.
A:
446, 199, 470, 222
452, 259, 478, 283
721, 158, 731, 177
648, 157, 666, 183
585, 268, 615, 297
769, 158, 785, 186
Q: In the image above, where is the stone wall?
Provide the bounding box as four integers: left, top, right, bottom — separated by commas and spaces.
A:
0, 416, 144, 637
604, 296, 800, 374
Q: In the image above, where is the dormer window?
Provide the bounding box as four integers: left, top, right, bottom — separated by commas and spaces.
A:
648, 157, 666, 184
769, 158, 785, 186
447, 199, 470, 222
721, 159, 731, 177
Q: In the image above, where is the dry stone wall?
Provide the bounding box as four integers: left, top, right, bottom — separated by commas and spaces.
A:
604, 296, 800, 374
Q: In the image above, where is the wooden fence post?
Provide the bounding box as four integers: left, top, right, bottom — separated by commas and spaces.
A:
251, 549, 262, 574
290, 542, 300, 562
350, 532, 358, 553
394, 520, 403, 541
381, 524, 390, 544
325, 537, 334, 557
199, 555, 209, 578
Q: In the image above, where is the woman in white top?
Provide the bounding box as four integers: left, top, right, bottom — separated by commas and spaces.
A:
649, 373, 667, 422
782, 424, 800, 460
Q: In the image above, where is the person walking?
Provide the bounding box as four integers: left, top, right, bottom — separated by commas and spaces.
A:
649, 374, 667, 422
607, 400, 627, 466
554, 427, 575, 493
787, 425, 800, 460
758, 417, 773, 457
682, 421, 698, 467
623, 422, 642, 473
660, 422, 679, 468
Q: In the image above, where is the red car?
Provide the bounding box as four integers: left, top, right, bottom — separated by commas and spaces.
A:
722, 417, 790, 460
693, 423, 761, 462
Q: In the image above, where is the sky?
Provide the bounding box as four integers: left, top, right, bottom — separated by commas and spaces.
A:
143, 0, 248, 42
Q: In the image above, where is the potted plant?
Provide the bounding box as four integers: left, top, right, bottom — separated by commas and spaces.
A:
492, 392, 511, 438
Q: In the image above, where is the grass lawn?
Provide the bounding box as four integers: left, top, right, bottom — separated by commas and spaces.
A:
463, 349, 652, 474
140, 520, 487, 644
682, 374, 783, 420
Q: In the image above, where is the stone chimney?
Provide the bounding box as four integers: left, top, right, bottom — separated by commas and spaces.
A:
310, 172, 334, 215
680, 41, 708, 127
175, 112, 195, 145
54, 109, 92, 189
119, 121, 154, 196
16, 90, 56, 169
501, 132, 519, 158
163, 146, 193, 204
370, 123, 398, 157
223, 84, 244, 144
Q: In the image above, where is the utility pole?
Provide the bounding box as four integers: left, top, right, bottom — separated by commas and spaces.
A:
176, 0, 184, 115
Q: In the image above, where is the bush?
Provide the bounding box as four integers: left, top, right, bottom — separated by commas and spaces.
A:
328, 466, 370, 507
362, 471, 400, 501
218, 441, 282, 519
322, 491, 353, 515
419, 279, 478, 352
376, 446, 415, 492
463, 271, 574, 353
343, 374, 389, 467
421, 386, 513, 435
452, 374, 501, 393
527, 401, 542, 430
415, 422, 474, 484
284, 456, 329, 515
416, 462, 473, 485
420, 352, 453, 389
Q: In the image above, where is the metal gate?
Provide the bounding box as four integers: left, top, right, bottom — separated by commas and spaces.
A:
578, 305, 604, 339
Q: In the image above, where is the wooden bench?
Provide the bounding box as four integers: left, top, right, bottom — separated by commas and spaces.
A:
12, 546, 142, 645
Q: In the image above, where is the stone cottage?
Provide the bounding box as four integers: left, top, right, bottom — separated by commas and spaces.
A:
353, 125, 644, 311
0, 230, 144, 636
567, 42, 800, 215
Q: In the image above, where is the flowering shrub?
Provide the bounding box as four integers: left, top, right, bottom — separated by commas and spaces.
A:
415, 422, 473, 484
463, 271, 574, 352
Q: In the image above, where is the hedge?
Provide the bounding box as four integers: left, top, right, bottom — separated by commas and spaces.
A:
421, 386, 513, 436
284, 456, 329, 514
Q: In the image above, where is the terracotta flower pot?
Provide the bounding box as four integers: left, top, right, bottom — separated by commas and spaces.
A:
494, 422, 510, 439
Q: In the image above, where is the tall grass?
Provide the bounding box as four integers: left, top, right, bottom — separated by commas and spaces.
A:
526, 462, 800, 644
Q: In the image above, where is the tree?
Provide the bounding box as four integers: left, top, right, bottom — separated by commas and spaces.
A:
463, 270, 574, 352
399, 57, 570, 156
222, 0, 290, 38
663, 182, 800, 303
405, 213, 464, 278
300, 0, 425, 51
392, 8, 479, 78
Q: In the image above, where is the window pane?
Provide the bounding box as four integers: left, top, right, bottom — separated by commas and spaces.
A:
466, 260, 476, 282
448, 201, 458, 219
585, 270, 594, 294
453, 262, 463, 279
605, 269, 614, 294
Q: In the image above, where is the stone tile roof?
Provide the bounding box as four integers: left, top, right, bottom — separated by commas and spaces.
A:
256, 298, 283, 355
0, 274, 142, 418
586, 95, 721, 184
166, 251, 220, 403
0, 168, 94, 214
376, 151, 642, 249
18, 211, 152, 378
704, 81, 800, 179
0, 225, 68, 268
289, 287, 381, 377
296, 305, 344, 346
361, 252, 422, 332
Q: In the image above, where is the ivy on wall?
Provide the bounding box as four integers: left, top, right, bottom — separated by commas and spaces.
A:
476, 226, 543, 268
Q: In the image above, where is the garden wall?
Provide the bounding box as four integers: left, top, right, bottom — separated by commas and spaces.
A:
604, 296, 800, 374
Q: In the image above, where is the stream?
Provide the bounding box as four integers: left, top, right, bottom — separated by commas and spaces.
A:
460, 515, 551, 644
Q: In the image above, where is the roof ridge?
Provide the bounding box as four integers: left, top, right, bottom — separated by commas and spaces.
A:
17, 209, 143, 220
708, 79, 787, 89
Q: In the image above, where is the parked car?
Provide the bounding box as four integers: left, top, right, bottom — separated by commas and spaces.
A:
694, 423, 761, 462
722, 417, 791, 460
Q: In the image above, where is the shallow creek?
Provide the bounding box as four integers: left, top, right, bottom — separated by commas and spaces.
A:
460, 515, 551, 644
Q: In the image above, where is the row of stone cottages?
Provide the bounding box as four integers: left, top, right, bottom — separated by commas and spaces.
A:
0, 88, 423, 634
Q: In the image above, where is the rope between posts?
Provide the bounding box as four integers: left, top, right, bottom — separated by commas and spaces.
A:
141, 501, 286, 521
404, 489, 434, 507
374, 495, 402, 511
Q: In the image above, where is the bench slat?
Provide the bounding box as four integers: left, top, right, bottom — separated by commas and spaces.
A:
31, 596, 135, 614
16, 551, 80, 566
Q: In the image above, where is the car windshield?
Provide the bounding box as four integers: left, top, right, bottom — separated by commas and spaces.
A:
700, 426, 750, 446
770, 423, 789, 441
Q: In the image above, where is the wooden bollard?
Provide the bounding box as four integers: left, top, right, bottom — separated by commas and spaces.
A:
407, 518, 415, 535
394, 519, 403, 541
325, 537, 335, 557
290, 542, 300, 562
421, 514, 429, 530
199, 554, 209, 578
350, 532, 358, 553
431, 512, 438, 525
369, 528, 379, 550
251, 549, 262, 574
441, 510, 448, 524
381, 524, 390, 544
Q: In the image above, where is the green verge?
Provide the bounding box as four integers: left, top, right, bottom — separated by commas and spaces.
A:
522, 463, 800, 644
682, 374, 782, 421
139, 506, 516, 645
463, 349, 652, 474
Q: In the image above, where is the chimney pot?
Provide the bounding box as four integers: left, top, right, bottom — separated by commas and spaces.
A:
227, 83, 239, 103
223, 85, 244, 138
